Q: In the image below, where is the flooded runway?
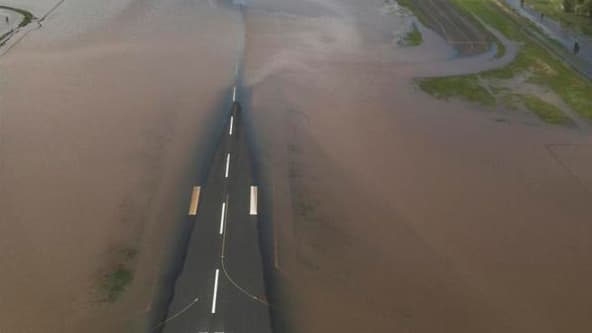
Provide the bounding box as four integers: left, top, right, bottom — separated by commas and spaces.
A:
1, 0, 592, 332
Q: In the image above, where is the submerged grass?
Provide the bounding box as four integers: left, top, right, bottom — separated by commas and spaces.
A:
101, 266, 133, 303
402, 23, 423, 46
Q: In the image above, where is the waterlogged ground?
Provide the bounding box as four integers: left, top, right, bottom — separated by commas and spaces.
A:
1, 0, 592, 333
242, 0, 592, 332
1, 1, 241, 332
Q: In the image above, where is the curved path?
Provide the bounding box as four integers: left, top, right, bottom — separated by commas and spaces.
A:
398, 18, 520, 79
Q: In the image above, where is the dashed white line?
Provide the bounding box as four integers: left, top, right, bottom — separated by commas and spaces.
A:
232, 86, 237, 102
219, 202, 226, 235
250, 186, 258, 216
211, 269, 220, 314
225, 153, 231, 178
229, 116, 234, 136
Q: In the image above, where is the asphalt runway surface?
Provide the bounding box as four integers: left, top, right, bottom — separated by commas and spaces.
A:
408, 0, 490, 56
158, 96, 271, 333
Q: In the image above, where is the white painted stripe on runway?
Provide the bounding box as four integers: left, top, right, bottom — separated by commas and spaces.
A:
211, 269, 220, 314
219, 202, 226, 235
225, 153, 231, 178
250, 186, 258, 215
229, 116, 234, 136
188, 186, 201, 216
232, 86, 237, 102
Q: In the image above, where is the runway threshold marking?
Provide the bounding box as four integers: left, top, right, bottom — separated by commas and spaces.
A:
219, 202, 226, 235
229, 116, 234, 136
188, 186, 201, 216
211, 269, 220, 314
225, 153, 231, 178
250, 186, 258, 216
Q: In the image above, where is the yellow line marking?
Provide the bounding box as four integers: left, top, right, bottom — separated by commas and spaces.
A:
188, 186, 201, 216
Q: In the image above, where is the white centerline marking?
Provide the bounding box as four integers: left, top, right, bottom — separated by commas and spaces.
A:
229, 116, 234, 136
188, 186, 201, 216
250, 186, 258, 216
219, 202, 226, 235
232, 86, 237, 102
211, 269, 220, 314
225, 153, 231, 178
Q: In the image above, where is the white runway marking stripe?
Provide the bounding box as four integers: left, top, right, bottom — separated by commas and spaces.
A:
188, 186, 201, 216
225, 153, 231, 178
232, 86, 237, 102
250, 186, 258, 216
219, 202, 226, 235
229, 116, 234, 136
211, 269, 220, 314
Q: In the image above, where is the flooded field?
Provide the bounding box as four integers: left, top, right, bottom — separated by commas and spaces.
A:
1, 0, 591, 332
242, 0, 592, 332
0, 1, 241, 332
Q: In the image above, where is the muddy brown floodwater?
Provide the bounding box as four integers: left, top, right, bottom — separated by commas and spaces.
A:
1, 0, 592, 332
0, 1, 241, 332
242, 0, 592, 332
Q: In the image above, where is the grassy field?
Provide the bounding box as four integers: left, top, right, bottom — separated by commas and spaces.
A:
519, 93, 570, 123
402, 23, 423, 46
419, 75, 496, 105
416, 0, 592, 125
528, 0, 592, 36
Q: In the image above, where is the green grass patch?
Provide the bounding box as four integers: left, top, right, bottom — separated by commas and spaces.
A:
518, 94, 570, 124
402, 23, 423, 46
418, 75, 496, 105
0, 5, 35, 28
101, 266, 133, 303
528, 0, 592, 37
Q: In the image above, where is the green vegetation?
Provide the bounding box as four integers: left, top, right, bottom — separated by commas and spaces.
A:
0, 6, 35, 45
519, 94, 570, 123
101, 266, 133, 302
0, 5, 35, 28
418, 0, 592, 124
402, 23, 423, 46
98, 247, 137, 303
418, 75, 496, 105
529, 0, 592, 36
397, 0, 430, 25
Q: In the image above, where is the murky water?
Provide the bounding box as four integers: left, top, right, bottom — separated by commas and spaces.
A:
1, 0, 592, 332
242, 0, 592, 332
